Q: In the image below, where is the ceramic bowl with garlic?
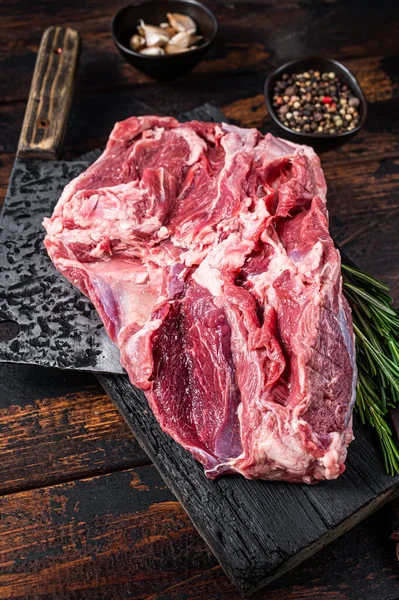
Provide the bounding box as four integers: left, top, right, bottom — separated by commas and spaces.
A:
112, 0, 218, 80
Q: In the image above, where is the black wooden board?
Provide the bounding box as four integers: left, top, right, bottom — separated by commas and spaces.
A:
98, 373, 399, 596
97, 106, 399, 595
2, 104, 399, 596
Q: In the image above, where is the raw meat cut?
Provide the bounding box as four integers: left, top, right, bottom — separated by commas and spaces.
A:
43, 116, 357, 483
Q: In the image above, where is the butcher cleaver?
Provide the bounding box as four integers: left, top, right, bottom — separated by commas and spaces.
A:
0, 26, 126, 374
0, 26, 226, 374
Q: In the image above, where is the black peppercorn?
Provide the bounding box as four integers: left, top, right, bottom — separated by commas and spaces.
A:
271, 69, 361, 135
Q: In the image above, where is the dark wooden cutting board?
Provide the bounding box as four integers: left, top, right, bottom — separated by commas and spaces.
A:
2, 27, 399, 597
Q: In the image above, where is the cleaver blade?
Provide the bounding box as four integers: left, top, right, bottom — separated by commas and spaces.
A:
0, 151, 125, 374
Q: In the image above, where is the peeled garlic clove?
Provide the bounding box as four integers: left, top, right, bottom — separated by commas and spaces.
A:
138, 20, 170, 47
167, 12, 197, 33
167, 32, 191, 50
167, 31, 201, 50
129, 34, 145, 52
165, 44, 190, 54
139, 46, 165, 56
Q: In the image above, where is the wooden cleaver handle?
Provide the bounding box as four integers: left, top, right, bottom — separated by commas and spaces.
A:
17, 27, 81, 160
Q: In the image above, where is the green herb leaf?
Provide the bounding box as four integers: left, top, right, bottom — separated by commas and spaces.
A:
342, 258, 399, 476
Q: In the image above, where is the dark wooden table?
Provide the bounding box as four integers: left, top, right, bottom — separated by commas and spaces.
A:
1, 1, 399, 598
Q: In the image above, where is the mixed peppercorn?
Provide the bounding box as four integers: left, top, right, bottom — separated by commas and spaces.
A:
272, 70, 361, 135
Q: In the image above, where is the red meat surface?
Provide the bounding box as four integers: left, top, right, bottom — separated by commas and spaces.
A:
43, 116, 357, 483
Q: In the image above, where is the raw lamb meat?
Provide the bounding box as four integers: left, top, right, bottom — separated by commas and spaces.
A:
43, 116, 357, 483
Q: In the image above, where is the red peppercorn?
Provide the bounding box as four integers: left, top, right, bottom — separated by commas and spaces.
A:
276, 96, 284, 105
322, 96, 332, 104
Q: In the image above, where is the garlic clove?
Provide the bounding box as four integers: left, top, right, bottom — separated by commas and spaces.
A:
139, 46, 165, 56
129, 34, 145, 52
165, 44, 190, 54
166, 31, 201, 51
138, 19, 170, 47
167, 12, 197, 33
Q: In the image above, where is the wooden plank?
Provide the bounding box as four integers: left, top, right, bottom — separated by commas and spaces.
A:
0, 0, 399, 102
0, 2, 398, 598
3, 137, 397, 594
1, 101, 399, 592
1, 52, 398, 124
0, 467, 218, 600
98, 372, 399, 595
1, 467, 398, 600
324, 157, 399, 299
147, 508, 399, 600
0, 363, 149, 494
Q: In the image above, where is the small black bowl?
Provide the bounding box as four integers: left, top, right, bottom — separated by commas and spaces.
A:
265, 56, 367, 150
111, 0, 218, 81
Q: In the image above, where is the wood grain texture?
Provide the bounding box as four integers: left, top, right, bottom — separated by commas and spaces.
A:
98, 371, 399, 595
17, 27, 80, 159
1, 0, 399, 103
1, 0, 399, 597
4, 100, 399, 593
4, 103, 399, 593
0, 468, 397, 600
0, 468, 217, 600
0, 363, 149, 494
147, 505, 399, 600
323, 158, 399, 300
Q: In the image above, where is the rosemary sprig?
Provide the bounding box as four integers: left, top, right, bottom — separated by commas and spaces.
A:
341, 260, 399, 475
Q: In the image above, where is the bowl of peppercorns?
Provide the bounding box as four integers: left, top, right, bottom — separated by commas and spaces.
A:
264, 56, 367, 149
